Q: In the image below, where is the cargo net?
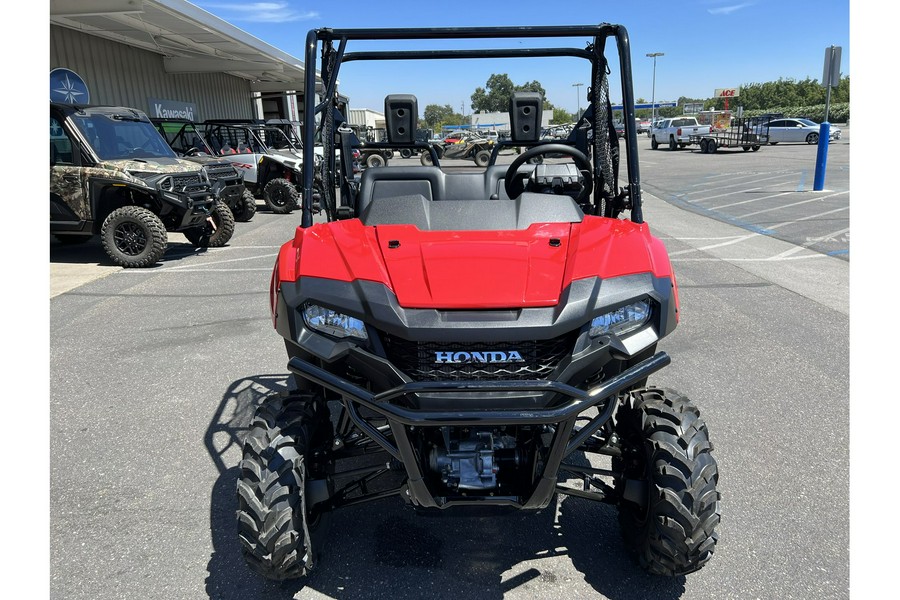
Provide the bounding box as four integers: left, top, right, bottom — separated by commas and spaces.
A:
320, 45, 338, 217
591, 59, 620, 217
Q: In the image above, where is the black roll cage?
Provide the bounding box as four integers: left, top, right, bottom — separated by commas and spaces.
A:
300, 24, 643, 228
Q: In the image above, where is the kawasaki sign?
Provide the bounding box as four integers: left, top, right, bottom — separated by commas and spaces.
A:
149, 97, 199, 121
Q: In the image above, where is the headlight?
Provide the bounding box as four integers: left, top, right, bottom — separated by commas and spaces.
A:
590, 299, 651, 337
303, 304, 368, 340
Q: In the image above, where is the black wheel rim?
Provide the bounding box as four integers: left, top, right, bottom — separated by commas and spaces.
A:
270, 187, 288, 207
113, 222, 148, 256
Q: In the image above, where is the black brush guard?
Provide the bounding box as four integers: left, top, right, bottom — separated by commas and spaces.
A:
288, 351, 669, 509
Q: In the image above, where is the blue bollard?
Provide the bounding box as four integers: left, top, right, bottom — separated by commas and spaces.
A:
813, 122, 831, 191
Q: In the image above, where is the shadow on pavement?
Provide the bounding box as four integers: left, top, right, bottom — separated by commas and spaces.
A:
50, 236, 210, 267
203, 376, 687, 600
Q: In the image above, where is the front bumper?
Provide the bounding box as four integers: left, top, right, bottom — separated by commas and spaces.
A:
288, 350, 670, 509
166, 183, 215, 230
210, 177, 244, 206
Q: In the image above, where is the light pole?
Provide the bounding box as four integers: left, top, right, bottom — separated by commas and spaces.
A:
572, 82, 584, 120
646, 52, 664, 125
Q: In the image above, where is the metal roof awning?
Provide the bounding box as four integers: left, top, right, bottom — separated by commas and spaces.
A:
49, 0, 311, 93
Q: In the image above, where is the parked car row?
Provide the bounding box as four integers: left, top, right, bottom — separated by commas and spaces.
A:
757, 118, 842, 145
646, 114, 841, 148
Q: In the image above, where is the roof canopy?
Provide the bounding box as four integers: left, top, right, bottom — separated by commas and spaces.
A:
50, 0, 310, 93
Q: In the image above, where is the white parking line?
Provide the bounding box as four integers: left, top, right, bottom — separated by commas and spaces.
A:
659, 235, 748, 241
672, 254, 832, 262
667, 233, 760, 256
120, 268, 274, 272
685, 172, 799, 200
688, 171, 780, 185
667, 205, 849, 258
739, 190, 849, 218
769, 227, 850, 259
169, 252, 277, 268
708, 190, 793, 210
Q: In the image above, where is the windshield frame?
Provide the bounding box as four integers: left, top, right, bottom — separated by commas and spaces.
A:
73, 113, 178, 161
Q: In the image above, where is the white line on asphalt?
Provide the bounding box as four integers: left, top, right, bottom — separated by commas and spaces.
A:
659, 235, 748, 240
707, 191, 793, 210
667, 233, 760, 256
769, 227, 851, 259
685, 173, 798, 200
667, 205, 849, 258
121, 268, 273, 273
689, 170, 797, 186
161, 252, 277, 270
738, 190, 849, 218
770, 205, 849, 227
671, 254, 832, 262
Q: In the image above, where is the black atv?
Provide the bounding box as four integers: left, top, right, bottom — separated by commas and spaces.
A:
50, 103, 234, 267
239, 24, 720, 581
152, 118, 257, 223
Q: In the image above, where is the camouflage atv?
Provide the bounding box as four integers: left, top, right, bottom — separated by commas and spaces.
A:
50, 103, 235, 268
420, 130, 494, 167
152, 118, 257, 222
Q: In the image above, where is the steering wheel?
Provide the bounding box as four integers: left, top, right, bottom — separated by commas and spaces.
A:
504, 143, 593, 203
183, 147, 201, 156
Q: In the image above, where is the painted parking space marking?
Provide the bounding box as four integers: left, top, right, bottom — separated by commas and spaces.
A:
738, 190, 848, 218
708, 190, 793, 210
769, 227, 850, 259
664, 203, 849, 261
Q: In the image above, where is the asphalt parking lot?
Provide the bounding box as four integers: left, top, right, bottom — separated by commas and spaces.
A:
48, 135, 850, 599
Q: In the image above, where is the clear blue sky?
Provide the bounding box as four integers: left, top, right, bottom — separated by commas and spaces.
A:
194, 0, 850, 115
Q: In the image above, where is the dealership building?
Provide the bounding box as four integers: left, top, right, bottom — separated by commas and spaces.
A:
50, 0, 319, 122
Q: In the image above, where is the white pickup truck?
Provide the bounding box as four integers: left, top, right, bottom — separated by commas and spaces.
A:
650, 117, 711, 150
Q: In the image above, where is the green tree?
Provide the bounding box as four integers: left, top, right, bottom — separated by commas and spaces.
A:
551, 107, 574, 124
422, 104, 466, 130
471, 74, 554, 113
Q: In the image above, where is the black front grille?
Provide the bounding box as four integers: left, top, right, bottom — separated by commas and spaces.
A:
173, 174, 203, 189
381, 333, 576, 381
205, 164, 238, 181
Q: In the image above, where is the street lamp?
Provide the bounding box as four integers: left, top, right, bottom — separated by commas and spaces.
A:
646, 52, 664, 125
572, 82, 584, 120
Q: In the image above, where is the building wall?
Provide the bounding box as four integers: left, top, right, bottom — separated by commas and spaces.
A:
50, 25, 255, 121
469, 111, 552, 132
348, 109, 384, 130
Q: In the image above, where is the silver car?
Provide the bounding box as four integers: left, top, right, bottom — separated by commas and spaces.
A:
761, 118, 842, 145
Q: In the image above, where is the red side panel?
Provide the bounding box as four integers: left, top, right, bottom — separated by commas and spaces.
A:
563, 217, 673, 284
275, 216, 673, 310
278, 219, 391, 284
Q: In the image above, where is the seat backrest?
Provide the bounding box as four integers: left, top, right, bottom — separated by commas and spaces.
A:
485, 164, 536, 200
356, 166, 444, 215
356, 164, 539, 216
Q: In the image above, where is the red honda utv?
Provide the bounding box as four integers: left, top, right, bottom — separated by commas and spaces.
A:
238, 23, 720, 581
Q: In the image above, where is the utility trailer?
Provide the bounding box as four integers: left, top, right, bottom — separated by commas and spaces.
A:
690, 117, 769, 153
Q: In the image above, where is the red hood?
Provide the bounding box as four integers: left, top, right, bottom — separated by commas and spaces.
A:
277, 216, 672, 309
